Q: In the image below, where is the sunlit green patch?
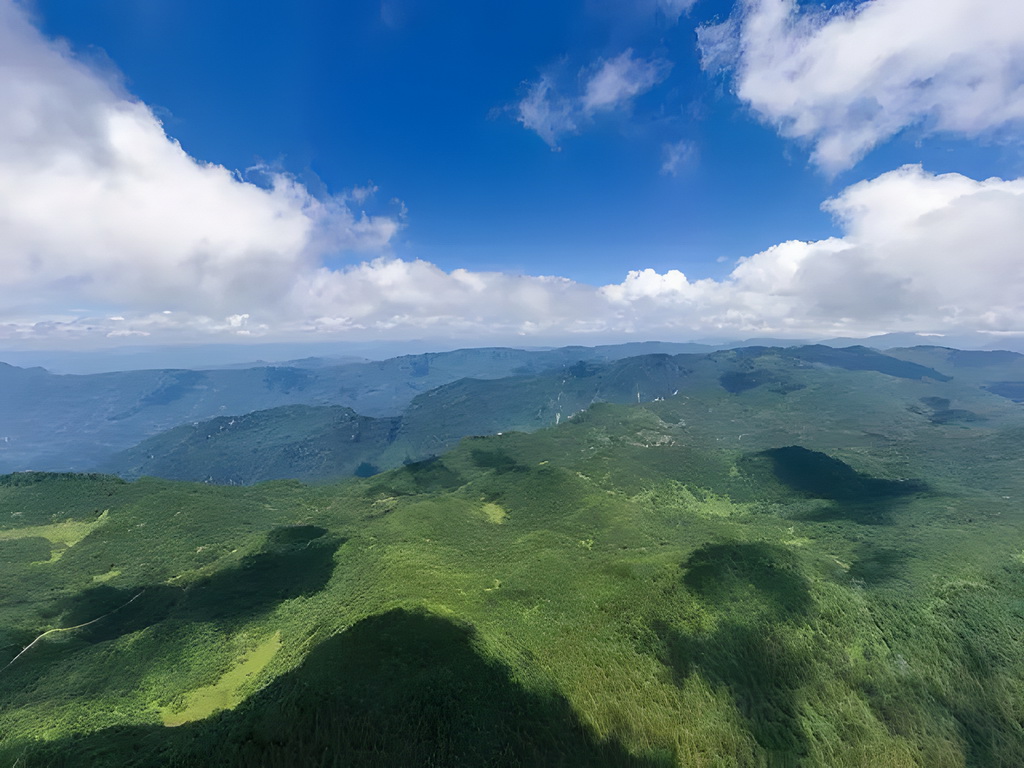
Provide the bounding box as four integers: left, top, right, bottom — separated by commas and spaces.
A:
0, 509, 108, 563
479, 502, 507, 524
158, 631, 282, 727
782, 526, 812, 547
693, 490, 744, 518
92, 569, 121, 583
632, 480, 742, 519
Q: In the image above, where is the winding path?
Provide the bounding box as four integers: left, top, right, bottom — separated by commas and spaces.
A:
2, 590, 145, 673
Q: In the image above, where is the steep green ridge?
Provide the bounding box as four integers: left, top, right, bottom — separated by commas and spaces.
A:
2, 362, 1023, 766
887, 345, 1024, 403
777, 344, 951, 380
105, 405, 399, 485
106, 345, 992, 486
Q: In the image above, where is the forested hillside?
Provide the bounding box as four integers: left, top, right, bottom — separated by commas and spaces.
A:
0, 343, 713, 474
104, 344, 1006, 487
2, 354, 1023, 766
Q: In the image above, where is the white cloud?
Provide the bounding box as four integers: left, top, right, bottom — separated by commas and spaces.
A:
516, 75, 578, 149
291, 260, 601, 337
582, 50, 672, 113
516, 50, 670, 148
5, 2, 1024, 344
601, 165, 1024, 334
0, 0, 401, 321
699, 0, 1024, 173
8, 160, 1024, 342
657, 0, 699, 23
660, 140, 695, 176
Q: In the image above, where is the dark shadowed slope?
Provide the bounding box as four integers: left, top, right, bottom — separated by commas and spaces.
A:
18, 609, 665, 768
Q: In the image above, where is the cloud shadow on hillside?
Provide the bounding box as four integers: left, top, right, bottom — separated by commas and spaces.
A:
16, 608, 669, 768
650, 542, 813, 759
740, 446, 927, 524
51, 527, 341, 645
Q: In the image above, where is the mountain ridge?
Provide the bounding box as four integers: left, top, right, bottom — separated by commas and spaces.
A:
101, 345, 1005, 486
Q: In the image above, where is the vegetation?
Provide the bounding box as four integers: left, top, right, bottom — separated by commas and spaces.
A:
103, 344, 991, 487
0, 341, 711, 474
1, 348, 1023, 765
103, 405, 400, 485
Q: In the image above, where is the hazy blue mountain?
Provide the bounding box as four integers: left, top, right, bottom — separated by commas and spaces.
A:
103, 405, 400, 485
0, 341, 453, 374
886, 346, 1024, 402
0, 343, 726, 474
102, 345, 991, 486
820, 331, 1024, 353
0, 340, 715, 375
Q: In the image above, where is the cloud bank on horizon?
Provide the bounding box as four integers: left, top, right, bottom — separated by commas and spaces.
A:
1, 0, 1023, 345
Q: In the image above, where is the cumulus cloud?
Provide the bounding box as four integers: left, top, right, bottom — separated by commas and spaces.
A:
0, 0, 401, 322
699, 0, 1024, 173
290, 260, 603, 337
602, 165, 1024, 335
516, 50, 671, 148
8, 165, 1024, 342
4, 1, 1024, 344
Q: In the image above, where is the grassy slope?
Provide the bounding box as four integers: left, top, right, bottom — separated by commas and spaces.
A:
1, 364, 1023, 765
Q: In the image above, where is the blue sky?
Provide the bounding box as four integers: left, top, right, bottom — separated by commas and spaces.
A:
3, 0, 1024, 347
33, 0, 818, 282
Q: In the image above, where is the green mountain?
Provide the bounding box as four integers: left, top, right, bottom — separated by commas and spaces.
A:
104, 345, 968, 486
887, 345, 1024, 402
103, 405, 400, 485
2, 350, 1023, 766
103, 351, 708, 484
0, 344, 716, 474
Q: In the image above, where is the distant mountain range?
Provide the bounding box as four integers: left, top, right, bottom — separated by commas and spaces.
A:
0, 343, 716, 473
5, 330, 1024, 374
3, 341, 1022, 480
98, 344, 1024, 486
